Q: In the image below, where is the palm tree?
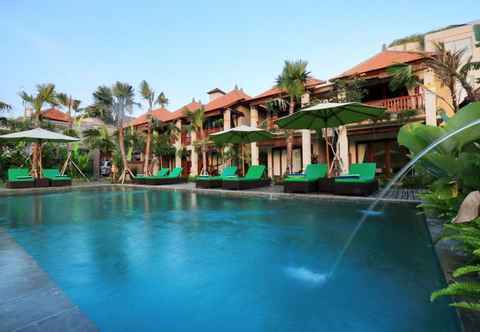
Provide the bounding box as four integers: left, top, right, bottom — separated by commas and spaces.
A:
275, 60, 311, 173
82, 126, 116, 156
389, 42, 480, 112
56, 93, 81, 128
18, 84, 58, 177
139, 80, 168, 175
92, 82, 138, 183
0, 101, 12, 111
183, 106, 207, 175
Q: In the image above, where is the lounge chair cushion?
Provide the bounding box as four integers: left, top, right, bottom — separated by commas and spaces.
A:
284, 164, 327, 183
335, 163, 376, 184
197, 166, 237, 181
42, 169, 71, 180
137, 168, 169, 179
166, 167, 182, 178
223, 165, 265, 181
8, 168, 34, 182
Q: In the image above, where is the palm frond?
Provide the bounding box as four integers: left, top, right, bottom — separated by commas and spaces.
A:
431, 282, 480, 302
453, 265, 480, 278
450, 301, 480, 312
157, 92, 168, 108
275, 59, 311, 99
0, 100, 12, 111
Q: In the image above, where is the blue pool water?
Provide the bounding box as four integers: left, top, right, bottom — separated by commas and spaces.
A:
0, 188, 460, 331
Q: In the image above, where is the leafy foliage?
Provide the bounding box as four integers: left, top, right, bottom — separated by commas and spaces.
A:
333, 76, 367, 103
398, 103, 480, 186
431, 218, 480, 312
0, 100, 12, 111
275, 59, 311, 104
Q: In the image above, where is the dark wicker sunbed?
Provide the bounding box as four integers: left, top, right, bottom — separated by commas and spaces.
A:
283, 164, 327, 193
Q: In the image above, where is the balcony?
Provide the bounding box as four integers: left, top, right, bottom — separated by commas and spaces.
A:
365, 94, 424, 113
204, 127, 222, 139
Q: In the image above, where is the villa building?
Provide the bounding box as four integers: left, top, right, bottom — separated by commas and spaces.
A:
129, 21, 480, 179
39, 107, 72, 127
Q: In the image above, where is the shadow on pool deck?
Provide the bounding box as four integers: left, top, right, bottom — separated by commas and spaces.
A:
0, 228, 97, 332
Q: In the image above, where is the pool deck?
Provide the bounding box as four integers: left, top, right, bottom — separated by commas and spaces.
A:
0, 228, 97, 332
2, 182, 477, 331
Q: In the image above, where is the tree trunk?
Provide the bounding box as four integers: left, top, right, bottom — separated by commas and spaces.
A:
200, 128, 207, 175
93, 149, 100, 180
286, 96, 295, 174
143, 124, 152, 175
31, 112, 41, 178
457, 75, 476, 103
118, 127, 131, 183
448, 81, 458, 111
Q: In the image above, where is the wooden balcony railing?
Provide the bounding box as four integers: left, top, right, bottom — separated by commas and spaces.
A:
206, 127, 222, 136
365, 95, 424, 113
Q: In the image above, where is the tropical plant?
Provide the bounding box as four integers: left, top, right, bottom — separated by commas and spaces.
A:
82, 126, 115, 157
333, 76, 367, 103
431, 217, 480, 312
0, 100, 12, 112
91, 82, 138, 183
56, 93, 81, 126
18, 84, 58, 177
275, 59, 311, 173
139, 80, 168, 175
260, 98, 287, 131
398, 102, 480, 218
183, 106, 207, 174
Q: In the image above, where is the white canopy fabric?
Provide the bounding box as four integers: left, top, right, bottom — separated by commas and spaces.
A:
0, 127, 80, 143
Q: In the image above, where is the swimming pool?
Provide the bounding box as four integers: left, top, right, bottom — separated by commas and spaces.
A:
0, 187, 460, 331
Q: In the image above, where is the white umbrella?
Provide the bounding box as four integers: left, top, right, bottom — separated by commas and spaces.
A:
0, 127, 80, 143
0, 128, 80, 178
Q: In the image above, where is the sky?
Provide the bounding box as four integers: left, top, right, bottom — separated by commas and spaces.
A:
1, 0, 478, 118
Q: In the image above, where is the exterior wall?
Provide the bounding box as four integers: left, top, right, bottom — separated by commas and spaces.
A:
190, 131, 198, 176
425, 23, 480, 107
174, 120, 182, 167
338, 126, 349, 173
387, 41, 422, 52
250, 107, 259, 166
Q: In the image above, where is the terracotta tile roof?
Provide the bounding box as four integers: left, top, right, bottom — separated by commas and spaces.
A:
167, 101, 204, 120
41, 108, 71, 123
249, 78, 325, 102
205, 89, 251, 112
336, 50, 428, 79
129, 101, 205, 127
129, 107, 171, 127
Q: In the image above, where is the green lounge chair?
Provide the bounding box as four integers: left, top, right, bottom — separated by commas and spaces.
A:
135, 168, 169, 184
6, 168, 34, 189
333, 163, 378, 196
196, 166, 237, 188
147, 167, 183, 185
42, 169, 72, 186
283, 163, 327, 193
222, 165, 270, 190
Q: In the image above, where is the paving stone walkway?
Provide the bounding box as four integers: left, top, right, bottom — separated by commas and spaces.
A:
0, 229, 97, 332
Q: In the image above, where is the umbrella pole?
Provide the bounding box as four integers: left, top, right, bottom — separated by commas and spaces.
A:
240, 144, 245, 176
324, 129, 330, 176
